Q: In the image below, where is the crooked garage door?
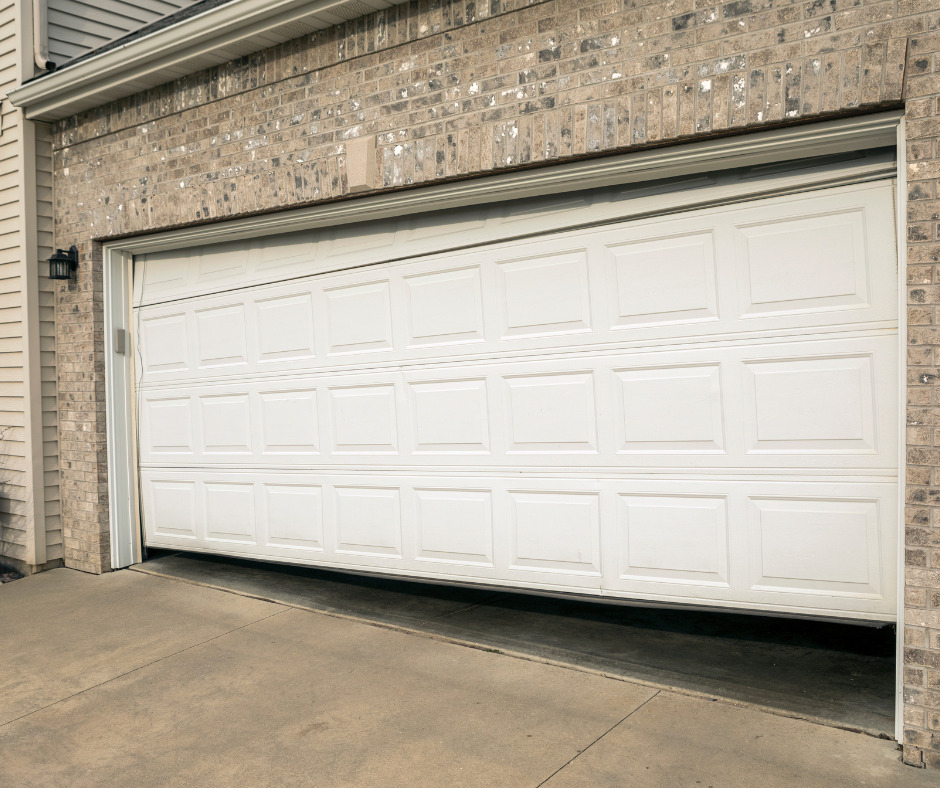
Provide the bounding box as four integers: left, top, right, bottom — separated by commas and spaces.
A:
134, 173, 899, 620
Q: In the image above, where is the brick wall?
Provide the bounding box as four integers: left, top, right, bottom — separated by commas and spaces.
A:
48, 0, 940, 768
901, 31, 940, 770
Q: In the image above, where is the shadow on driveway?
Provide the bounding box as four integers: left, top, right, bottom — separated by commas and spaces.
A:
136, 550, 896, 737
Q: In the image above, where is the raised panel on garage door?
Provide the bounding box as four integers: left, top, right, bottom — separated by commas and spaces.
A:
135, 178, 899, 621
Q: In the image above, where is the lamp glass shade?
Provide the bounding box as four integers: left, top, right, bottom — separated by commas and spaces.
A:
48, 247, 77, 280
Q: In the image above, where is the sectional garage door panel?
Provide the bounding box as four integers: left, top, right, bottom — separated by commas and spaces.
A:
135, 184, 897, 379
131, 170, 732, 308
139, 470, 896, 616
137, 334, 898, 471
135, 179, 899, 620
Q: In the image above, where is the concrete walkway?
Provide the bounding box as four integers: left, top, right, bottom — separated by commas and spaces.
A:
0, 568, 932, 787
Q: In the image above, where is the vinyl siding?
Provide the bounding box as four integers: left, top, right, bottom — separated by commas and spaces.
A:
0, 1, 59, 569
47, 0, 201, 66
0, 1, 27, 564
36, 120, 58, 561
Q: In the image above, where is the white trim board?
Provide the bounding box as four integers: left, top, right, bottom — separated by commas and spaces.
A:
105, 250, 139, 570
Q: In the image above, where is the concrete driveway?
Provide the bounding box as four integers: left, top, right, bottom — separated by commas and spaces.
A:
0, 568, 932, 787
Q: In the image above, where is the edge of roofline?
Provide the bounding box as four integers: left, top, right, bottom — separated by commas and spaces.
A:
8, 0, 393, 121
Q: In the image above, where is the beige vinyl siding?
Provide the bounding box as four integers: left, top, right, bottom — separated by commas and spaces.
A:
0, 1, 27, 564
0, 1, 58, 569
35, 120, 58, 559
47, 0, 201, 66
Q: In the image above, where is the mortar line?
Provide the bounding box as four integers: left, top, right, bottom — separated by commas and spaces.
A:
0, 606, 288, 729
533, 690, 662, 788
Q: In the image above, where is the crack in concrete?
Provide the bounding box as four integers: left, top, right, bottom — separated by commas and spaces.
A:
534, 690, 662, 787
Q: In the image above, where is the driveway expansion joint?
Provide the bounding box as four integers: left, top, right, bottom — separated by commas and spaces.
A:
534, 690, 663, 787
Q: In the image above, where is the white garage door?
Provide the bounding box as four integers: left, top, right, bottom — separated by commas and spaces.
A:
134, 173, 899, 620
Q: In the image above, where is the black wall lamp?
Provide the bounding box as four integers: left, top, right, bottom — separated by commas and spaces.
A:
48, 246, 78, 280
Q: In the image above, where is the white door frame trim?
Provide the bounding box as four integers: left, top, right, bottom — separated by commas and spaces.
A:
103, 111, 907, 736
104, 250, 139, 570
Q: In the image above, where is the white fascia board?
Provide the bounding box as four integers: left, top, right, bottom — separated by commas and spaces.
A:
9, 0, 405, 121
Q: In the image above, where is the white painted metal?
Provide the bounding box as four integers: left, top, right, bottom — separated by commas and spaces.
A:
106, 250, 139, 570
133, 178, 899, 620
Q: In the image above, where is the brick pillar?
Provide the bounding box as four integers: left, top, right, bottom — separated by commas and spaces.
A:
903, 32, 940, 771
54, 240, 110, 574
